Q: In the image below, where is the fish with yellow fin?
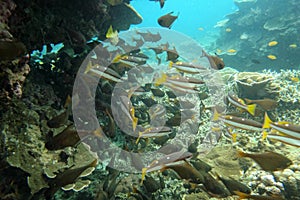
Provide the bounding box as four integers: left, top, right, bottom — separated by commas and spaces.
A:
262, 113, 300, 146
84, 61, 122, 83
226, 92, 256, 116
120, 95, 138, 131
169, 61, 207, 74
135, 126, 172, 144
266, 134, 300, 147
106, 25, 119, 45
213, 110, 263, 132
289, 44, 297, 48
227, 49, 237, 53
263, 112, 300, 139
244, 98, 277, 111
290, 76, 299, 82
268, 40, 278, 46
237, 150, 292, 171
267, 54, 277, 60
141, 150, 192, 184
154, 72, 204, 94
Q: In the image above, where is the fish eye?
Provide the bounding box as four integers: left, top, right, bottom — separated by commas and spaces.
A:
218, 64, 224, 69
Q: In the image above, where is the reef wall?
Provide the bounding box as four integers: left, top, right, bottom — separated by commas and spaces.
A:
0, 0, 142, 199
211, 0, 300, 71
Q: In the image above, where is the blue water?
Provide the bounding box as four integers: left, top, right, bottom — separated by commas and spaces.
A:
130, 0, 237, 44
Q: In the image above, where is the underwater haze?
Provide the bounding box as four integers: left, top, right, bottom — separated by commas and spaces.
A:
1, 0, 300, 200
131, 0, 237, 42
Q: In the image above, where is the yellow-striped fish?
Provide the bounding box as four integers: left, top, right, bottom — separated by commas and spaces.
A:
263, 113, 300, 140
213, 110, 262, 132
267, 134, 300, 147
227, 92, 256, 116
141, 150, 192, 184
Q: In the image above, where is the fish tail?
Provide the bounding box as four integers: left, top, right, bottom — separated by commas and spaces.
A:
233, 191, 250, 199
247, 104, 256, 116
201, 49, 207, 58
64, 95, 72, 108
154, 73, 167, 86
169, 61, 174, 68
212, 109, 220, 121
135, 132, 142, 144
237, 150, 247, 158
93, 127, 104, 138
262, 131, 268, 140
132, 116, 138, 132
112, 54, 122, 63
263, 112, 272, 128
84, 61, 93, 74
232, 132, 237, 143
140, 168, 147, 185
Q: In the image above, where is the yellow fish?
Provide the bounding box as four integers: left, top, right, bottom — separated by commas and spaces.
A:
268, 41, 278, 46
267, 54, 277, 60
106, 25, 117, 38
289, 44, 297, 48
106, 25, 119, 45
227, 49, 236, 53
291, 77, 299, 82
225, 28, 231, 32
198, 27, 204, 31
216, 49, 222, 54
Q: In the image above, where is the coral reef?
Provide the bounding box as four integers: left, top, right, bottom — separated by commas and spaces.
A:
0, 0, 30, 102
0, 0, 15, 39
0, 57, 30, 101
1, 0, 300, 199
234, 71, 280, 99
211, 0, 300, 71
1, 0, 142, 101
0, 81, 98, 199
0, 0, 144, 199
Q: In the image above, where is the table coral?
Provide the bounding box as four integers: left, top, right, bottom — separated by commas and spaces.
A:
234, 72, 279, 99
